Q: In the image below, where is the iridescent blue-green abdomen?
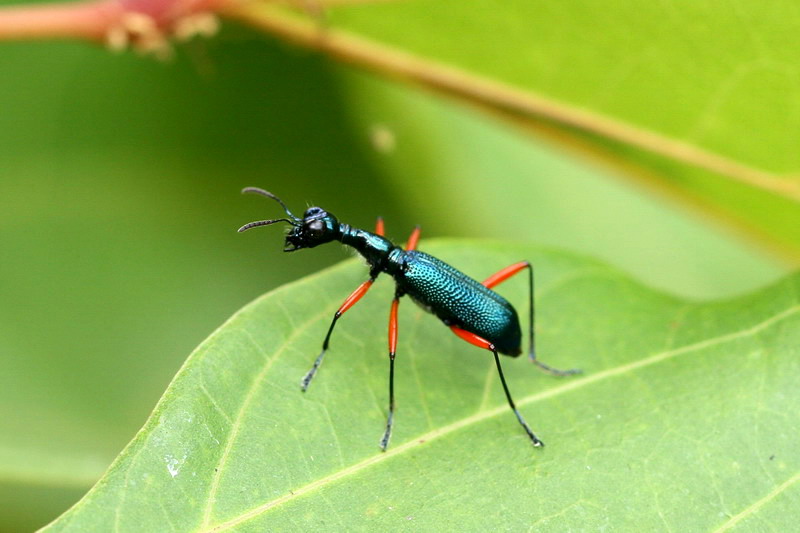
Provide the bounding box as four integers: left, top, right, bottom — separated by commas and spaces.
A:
395, 251, 522, 356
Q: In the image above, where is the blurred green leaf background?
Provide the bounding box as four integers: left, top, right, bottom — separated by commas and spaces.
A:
0, 1, 796, 530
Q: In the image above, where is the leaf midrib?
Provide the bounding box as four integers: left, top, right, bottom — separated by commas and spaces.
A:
202, 304, 800, 532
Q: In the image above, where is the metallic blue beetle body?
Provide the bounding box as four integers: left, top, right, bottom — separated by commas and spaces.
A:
397, 251, 522, 356
239, 187, 578, 452
336, 223, 522, 356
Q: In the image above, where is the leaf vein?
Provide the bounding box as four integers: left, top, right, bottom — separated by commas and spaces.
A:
712, 469, 800, 532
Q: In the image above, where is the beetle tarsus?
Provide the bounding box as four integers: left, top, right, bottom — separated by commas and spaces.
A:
379, 411, 394, 451
514, 409, 544, 447
300, 350, 325, 391
529, 353, 582, 377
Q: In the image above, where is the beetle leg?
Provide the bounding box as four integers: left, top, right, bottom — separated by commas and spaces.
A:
450, 326, 543, 447
379, 294, 401, 451
405, 225, 421, 251
301, 277, 376, 391
482, 261, 580, 376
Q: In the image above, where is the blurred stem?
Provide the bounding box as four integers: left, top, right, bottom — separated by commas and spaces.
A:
0, 0, 118, 41
0, 0, 226, 48
222, 3, 800, 206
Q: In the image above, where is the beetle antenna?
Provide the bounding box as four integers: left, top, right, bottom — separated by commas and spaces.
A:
242, 187, 301, 221
238, 218, 298, 232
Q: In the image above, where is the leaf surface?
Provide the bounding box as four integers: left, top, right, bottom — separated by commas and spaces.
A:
43, 242, 800, 531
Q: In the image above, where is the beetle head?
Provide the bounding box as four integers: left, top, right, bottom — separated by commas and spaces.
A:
238, 188, 339, 252
283, 206, 339, 251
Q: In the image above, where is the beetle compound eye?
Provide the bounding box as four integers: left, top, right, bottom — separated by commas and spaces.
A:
307, 219, 324, 236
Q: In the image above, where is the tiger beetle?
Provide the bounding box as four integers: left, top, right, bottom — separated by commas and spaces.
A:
239, 187, 580, 451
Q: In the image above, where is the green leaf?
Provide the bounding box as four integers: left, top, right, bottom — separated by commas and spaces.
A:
331, 68, 786, 299
43, 242, 800, 531
226, 2, 800, 259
